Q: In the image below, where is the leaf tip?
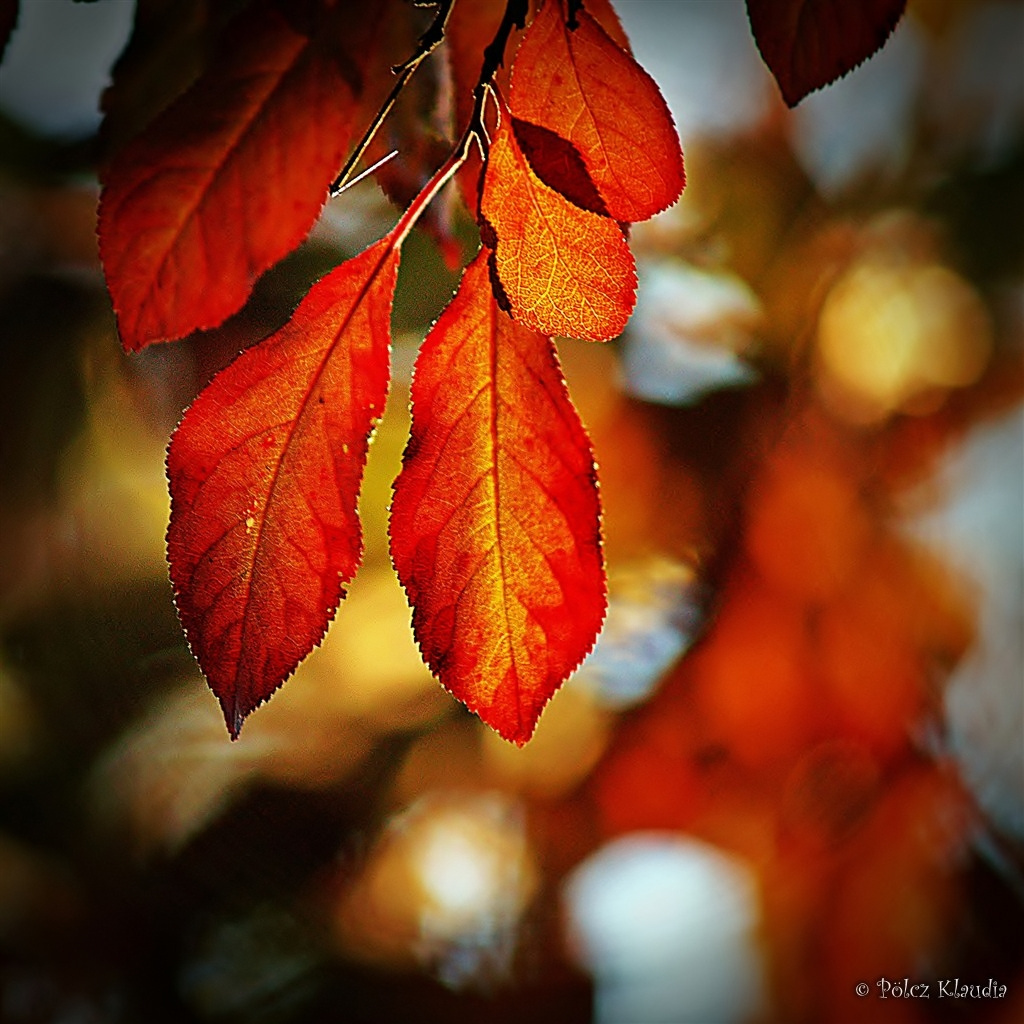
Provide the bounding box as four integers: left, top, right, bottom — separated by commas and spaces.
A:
222, 697, 247, 741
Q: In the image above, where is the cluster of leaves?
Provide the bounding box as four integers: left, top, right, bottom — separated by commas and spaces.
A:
0, 0, 907, 744
102, 0, 686, 745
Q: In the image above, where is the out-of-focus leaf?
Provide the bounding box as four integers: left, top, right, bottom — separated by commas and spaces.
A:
99, 0, 249, 159
746, 0, 907, 106
99, 1, 396, 350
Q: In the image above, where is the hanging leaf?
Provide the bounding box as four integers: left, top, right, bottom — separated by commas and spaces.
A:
166, 234, 400, 737
746, 0, 907, 107
390, 251, 606, 744
509, 0, 684, 221
479, 108, 636, 341
99, 2, 394, 351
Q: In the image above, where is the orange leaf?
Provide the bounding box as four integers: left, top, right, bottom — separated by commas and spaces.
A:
509, 0, 684, 222
479, 110, 636, 341
390, 251, 606, 744
99, 3, 393, 351
166, 234, 400, 737
747, 0, 907, 107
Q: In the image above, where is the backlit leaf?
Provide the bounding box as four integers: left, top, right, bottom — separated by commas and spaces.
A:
746, 0, 907, 107
479, 109, 636, 341
509, 0, 684, 221
166, 234, 400, 737
445, 0, 629, 214
99, 2, 393, 350
390, 251, 606, 744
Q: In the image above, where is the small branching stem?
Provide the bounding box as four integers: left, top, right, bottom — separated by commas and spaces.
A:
330, 0, 455, 196
337, 0, 529, 243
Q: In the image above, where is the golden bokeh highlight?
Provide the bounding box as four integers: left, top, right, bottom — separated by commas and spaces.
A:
817, 259, 992, 423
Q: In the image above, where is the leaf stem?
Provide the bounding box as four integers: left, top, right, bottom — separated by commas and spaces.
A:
369, 0, 529, 246
392, 143, 467, 247
467, 0, 528, 158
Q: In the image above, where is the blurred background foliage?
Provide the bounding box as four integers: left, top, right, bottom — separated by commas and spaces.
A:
0, 1, 1022, 1022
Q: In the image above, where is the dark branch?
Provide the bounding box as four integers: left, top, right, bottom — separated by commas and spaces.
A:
330, 0, 454, 197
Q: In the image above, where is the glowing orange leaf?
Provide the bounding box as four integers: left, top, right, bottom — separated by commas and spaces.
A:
509, 0, 684, 221
166, 235, 400, 737
747, 0, 907, 106
390, 251, 606, 744
99, 4, 392, 351
479, 110, 636, 341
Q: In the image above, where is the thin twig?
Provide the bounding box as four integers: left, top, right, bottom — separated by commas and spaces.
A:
332, 149, 399, 196
356, 0, 529, 241
330, 0, 454, 197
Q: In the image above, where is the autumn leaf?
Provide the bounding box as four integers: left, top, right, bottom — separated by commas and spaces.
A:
746, 0, 907, 107
98, 0, 244, 158
99, 1, 395, 351
390, 251, 605, 744
166, 234, 400, 738
479, 107, 636, 341
509, 0, 684, 222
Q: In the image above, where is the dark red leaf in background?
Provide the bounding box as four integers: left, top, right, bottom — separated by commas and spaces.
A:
166, 235, 399, 737
747, 0, 907, 106
391, 251, 605, 744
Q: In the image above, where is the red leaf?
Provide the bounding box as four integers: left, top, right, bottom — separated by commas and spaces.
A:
99, 2, 392, 351
166, 234, 400, 737
479, 108, 636, 341
99, 0, 241, 160
509, 0, 684, 222
390, 250, 606, 744
747, 0, 907, 107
